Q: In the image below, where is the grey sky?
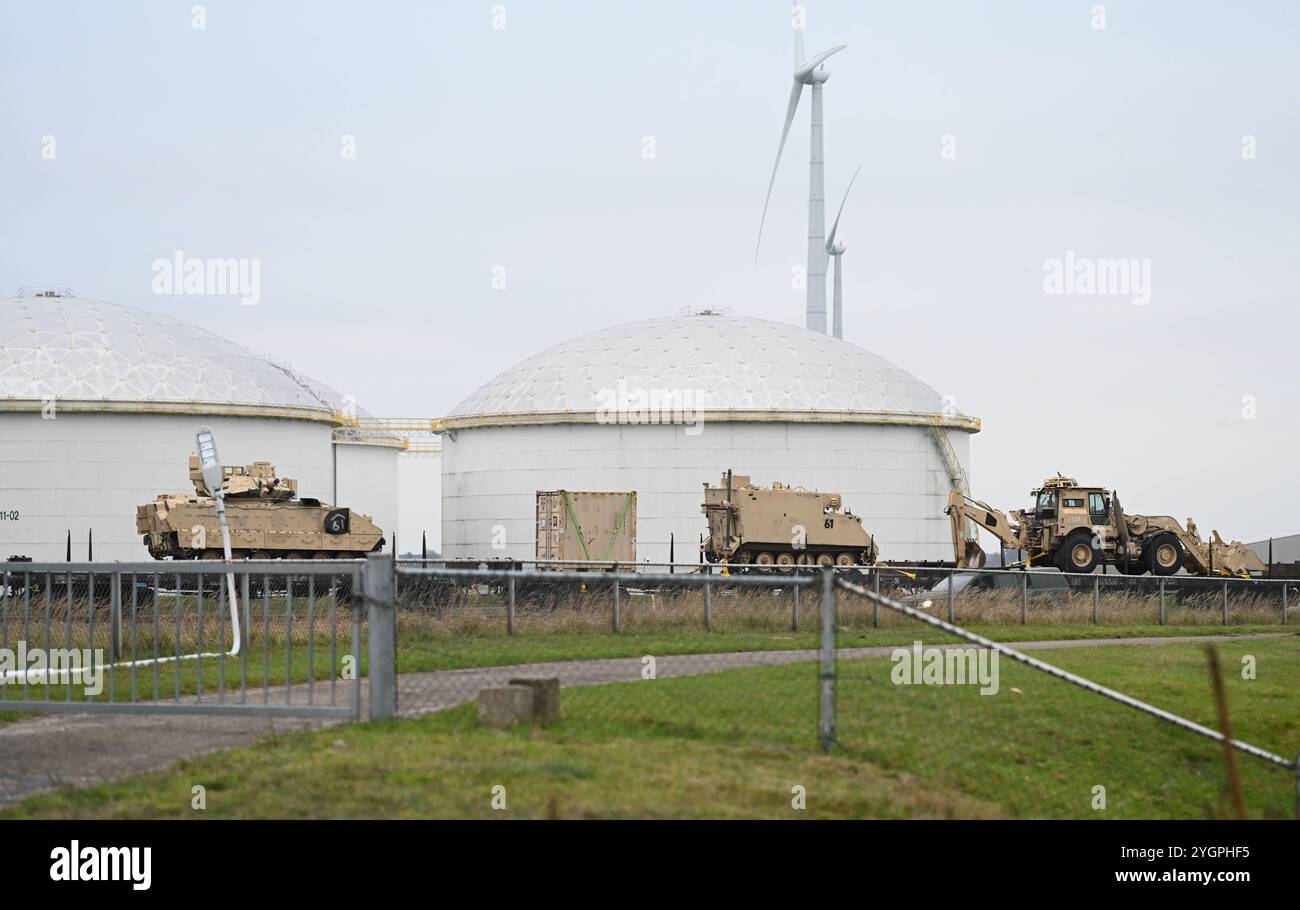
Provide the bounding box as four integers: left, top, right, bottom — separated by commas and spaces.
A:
3, 1, 1297, 547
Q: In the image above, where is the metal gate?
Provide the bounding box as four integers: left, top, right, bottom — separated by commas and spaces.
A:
0, 559, 366, 719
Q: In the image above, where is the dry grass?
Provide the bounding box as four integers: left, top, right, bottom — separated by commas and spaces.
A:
391, 580, 1290, 638
4, 577, 1287, 657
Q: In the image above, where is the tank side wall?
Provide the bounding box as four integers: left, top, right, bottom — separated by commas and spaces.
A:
442, 422, 973, 565
0, 413, 333, 561
333, 443, 399, 552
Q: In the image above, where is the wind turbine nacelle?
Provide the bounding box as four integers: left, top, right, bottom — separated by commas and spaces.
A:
795, 44, 846, 84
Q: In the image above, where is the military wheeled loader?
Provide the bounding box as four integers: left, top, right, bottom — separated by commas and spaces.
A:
944, 475, 1264, 577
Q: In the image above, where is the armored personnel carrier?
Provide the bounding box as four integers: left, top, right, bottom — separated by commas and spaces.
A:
701, 472, 879, 570
136, 455, 385, 560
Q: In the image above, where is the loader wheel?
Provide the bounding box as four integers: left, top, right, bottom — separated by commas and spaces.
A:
1146, 534, 1183, 576
1060, 533, 1099, 574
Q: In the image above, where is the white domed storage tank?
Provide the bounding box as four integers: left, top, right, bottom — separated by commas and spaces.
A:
0, 290, 396, 561
440, 313, 980, 565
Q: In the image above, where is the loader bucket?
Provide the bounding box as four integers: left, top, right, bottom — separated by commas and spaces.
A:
1209, 533, 1267, 576
958, 541, 987, 569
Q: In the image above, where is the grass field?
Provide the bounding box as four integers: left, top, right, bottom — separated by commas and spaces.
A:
2, 607, 1288, 712
8, 634, 1297, 819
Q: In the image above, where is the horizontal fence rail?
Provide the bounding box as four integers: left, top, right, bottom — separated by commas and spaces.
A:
391, 560, 1294, 632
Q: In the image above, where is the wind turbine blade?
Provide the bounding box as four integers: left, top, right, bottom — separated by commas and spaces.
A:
794, 25, 805, 67
826, 164, 862, 252
795, 44, 847, 80
754, 80, 804, 266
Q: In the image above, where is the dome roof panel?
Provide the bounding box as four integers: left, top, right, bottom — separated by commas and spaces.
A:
0, 293, 350, 416
450, 315, 958, 420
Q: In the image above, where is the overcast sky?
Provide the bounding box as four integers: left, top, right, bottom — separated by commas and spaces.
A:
3, 1, 1297, 548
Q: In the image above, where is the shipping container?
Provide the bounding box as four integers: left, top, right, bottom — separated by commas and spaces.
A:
535, 490, 636, 568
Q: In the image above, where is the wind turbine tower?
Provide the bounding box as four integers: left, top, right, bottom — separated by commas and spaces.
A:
826, 165, 860, 340
755, 23, 846, 335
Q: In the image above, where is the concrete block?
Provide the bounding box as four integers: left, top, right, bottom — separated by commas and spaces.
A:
508, 677, 562, 724
477, 685, 535, 728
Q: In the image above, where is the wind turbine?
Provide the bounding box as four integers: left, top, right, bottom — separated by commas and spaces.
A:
826, 165, 861, 340
755, 24, 847, 335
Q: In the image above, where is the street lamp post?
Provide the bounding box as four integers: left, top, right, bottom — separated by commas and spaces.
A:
196, 426, 242, 656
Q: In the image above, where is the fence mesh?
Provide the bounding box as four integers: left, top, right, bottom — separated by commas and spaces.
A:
392, 566, 828, 751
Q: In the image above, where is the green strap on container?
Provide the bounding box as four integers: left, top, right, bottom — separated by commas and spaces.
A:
561, 491, 593, 561
598, 493, 635, 561
561, 491, 633, 562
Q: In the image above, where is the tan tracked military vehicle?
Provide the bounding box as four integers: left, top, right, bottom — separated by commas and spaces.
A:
945, 475, 1265, 577
136, 455, 385, 559
701, 471, 879, 570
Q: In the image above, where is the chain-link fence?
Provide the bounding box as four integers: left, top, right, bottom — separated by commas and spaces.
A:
372, 560, 1299, 816
827, 573, 1300, 818
389, 563, 831, 751
0, 561, 363, 717
7, 554, 1297, 814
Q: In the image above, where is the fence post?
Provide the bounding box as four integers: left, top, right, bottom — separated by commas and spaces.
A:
704, 579, 713, 631
612, 563, 621, 633
1021, 572, 1029, 625
507, 572, 516, 636
819, 568, 836, 753
947, 569, 954, 624
109, 571, 122, 661
791, 581, 799, 632
1092, 576, 1099, 625
1158, 578, 1165, 626
241, 573, 251, 653
1222, 579, 1229, 627
874, 569, 881, 628
1284, 583, 1289, 625
366, 552, 397, 721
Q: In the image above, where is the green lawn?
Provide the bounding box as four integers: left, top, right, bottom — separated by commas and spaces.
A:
0, 616, 1289, 730
8, 634, 1297, 819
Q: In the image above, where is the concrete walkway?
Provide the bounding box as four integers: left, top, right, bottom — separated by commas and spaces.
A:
0, 632, 1286, 808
